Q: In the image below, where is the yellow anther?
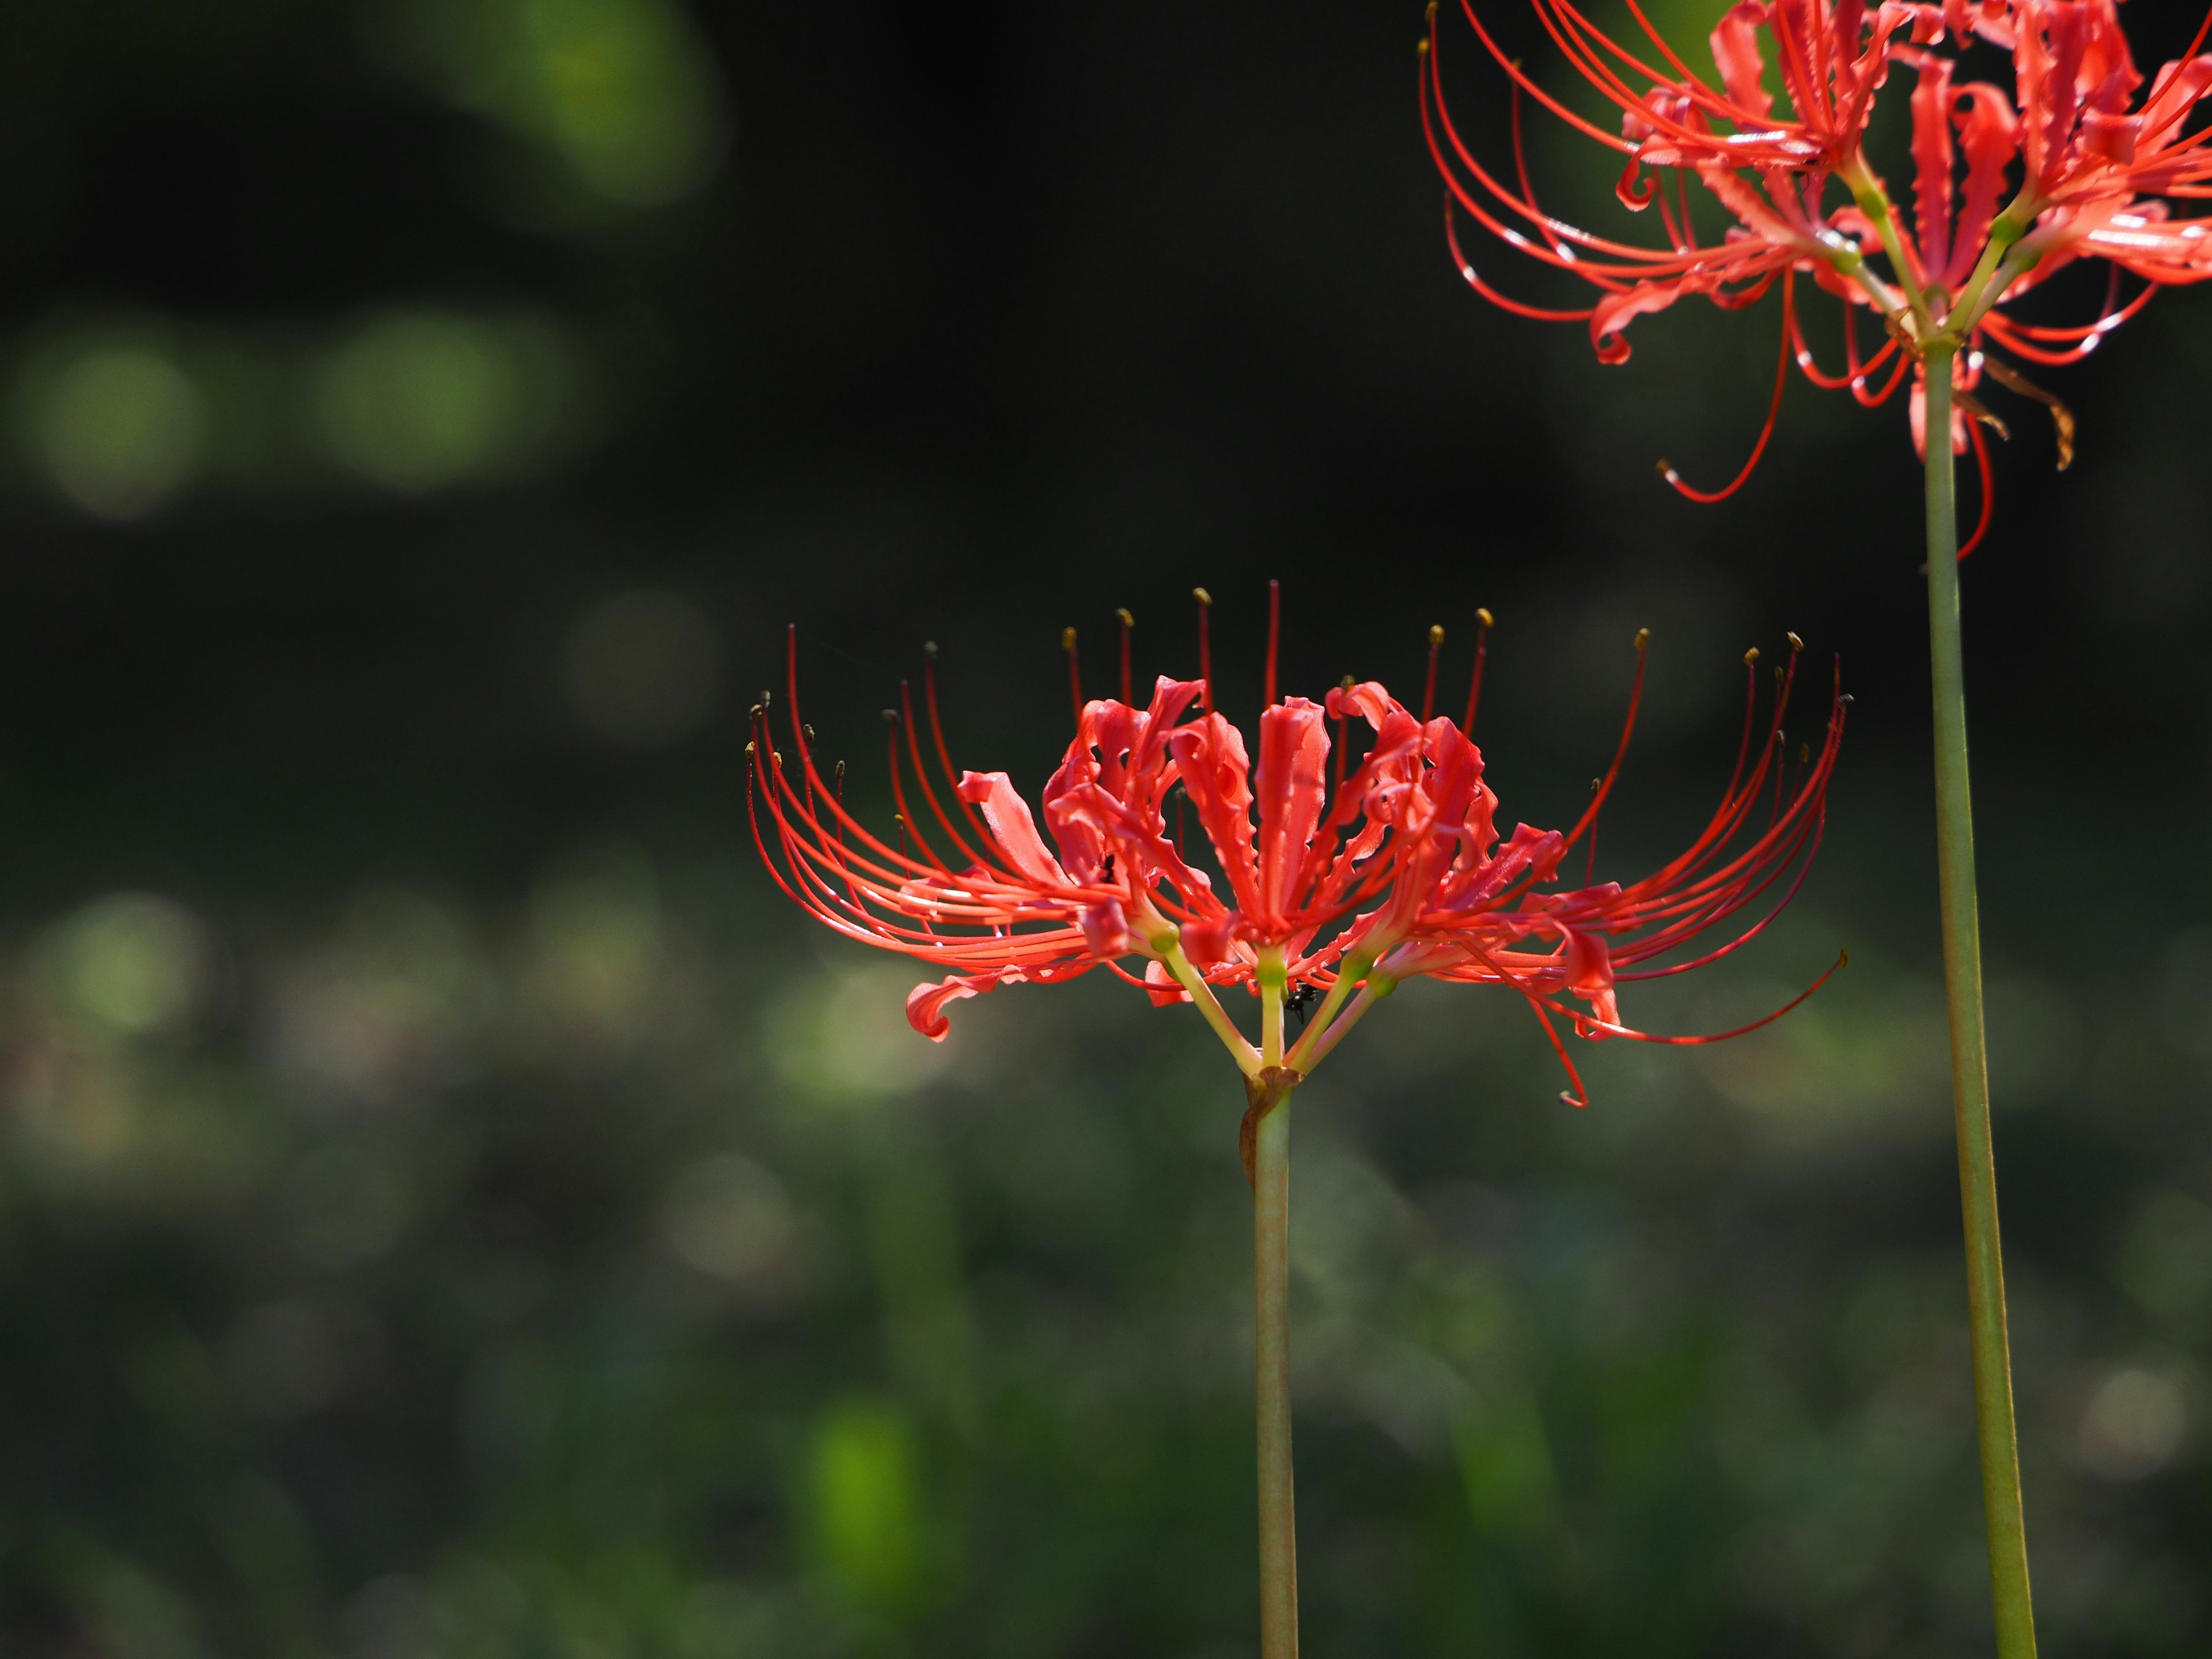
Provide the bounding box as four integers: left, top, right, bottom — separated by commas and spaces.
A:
1340, 674, 1355, 692
1476, 607, 1494, 628
1193, 587, 1213, 606
1800, 742, 1810, 762
1634, 626, 1650, 650
1116, 607, 1134, 628
1787, 630, 1805, 652
1063, 626, 1077, 651
1744, 647, 1760, 665
1429, 623, 1445, 647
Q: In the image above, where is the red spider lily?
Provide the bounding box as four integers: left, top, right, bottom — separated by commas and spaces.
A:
747, 594, 1848, 1105
1422, 0, 2212, 542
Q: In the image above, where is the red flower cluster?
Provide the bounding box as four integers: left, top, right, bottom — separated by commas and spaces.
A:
748, 595, 1846, 1101
1423, 0, 2212, 529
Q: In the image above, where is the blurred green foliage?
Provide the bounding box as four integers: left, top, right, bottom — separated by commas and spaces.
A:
3, 850, 2206, 1656
385, 0, 730, 211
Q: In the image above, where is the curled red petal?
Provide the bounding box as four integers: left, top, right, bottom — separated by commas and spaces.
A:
907, 970, 1013, 1041
1592, 279, 1691, 362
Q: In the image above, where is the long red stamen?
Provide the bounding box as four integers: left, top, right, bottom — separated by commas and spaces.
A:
1958, 415, 1995, 560
1980, 282, 2157, 365
1423, 28, 1794, 292
1421, 624, 1444, 722
1858, 343, 1912, 408
1462, 607, 1492, 732
1616, 808, 1829, 980
1425, 37, 1752, 276
1195, 587, 1213, 712
1726, 648, 1761, 800
1445, 0, 1637, 158
1562, 628, 1647, 851
1654, 174, 1686, 251
881, 707, 956, 876
1441, 200, 1600, 323
1544, 949, 1848, 1046
923, 643, 994, 848
1584, 776, 1601, 885
1768, 724, 1787, 830
1507, 72, 1571, 261
1661, 274, 1794, 502
1527, 987, 1591, 1108
899, 680, 993, 872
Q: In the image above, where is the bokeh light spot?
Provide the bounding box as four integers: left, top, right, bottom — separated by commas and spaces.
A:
663, 1154, 796, 1282
395, 0, 730, 209
269, 889, 495, 1107
2118, 1191, 2212, 1336
40, 893, 210, 1039
30, 343, 206, 520
2078, 1368, 2188, 1479
523, 845, 665, 1038
770, 963, 956, 1102
313, 310, 574, 493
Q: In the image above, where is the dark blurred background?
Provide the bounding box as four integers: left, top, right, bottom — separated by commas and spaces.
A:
0, 0, 2207, 1654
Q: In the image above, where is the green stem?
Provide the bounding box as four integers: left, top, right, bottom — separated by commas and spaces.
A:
1842, 163, 1932, 337
1922, 344, 2039, 1659
1252, 1088, 1299, 1659
1156, 936, 1260, 1075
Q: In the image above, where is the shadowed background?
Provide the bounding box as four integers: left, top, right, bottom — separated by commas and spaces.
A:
0, 0, 2207, 1655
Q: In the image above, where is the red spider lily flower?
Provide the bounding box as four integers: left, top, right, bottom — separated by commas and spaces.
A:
747, 592, 1849, 1107
1422, 0, 2212, 542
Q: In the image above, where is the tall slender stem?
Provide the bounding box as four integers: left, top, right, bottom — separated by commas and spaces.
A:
1922, 344, 2038, 1659
1252, 1089, 1299, 1659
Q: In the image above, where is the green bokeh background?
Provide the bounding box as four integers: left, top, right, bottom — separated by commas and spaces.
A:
0, 1, 2206, 1655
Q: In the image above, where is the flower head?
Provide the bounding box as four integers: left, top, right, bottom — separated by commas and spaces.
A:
749, 590, 1847, 1106
1423, 0, 2212, 537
